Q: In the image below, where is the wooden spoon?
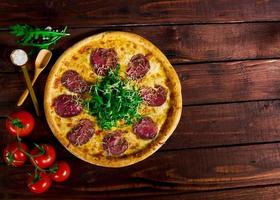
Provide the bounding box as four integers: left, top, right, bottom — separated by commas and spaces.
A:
11, 49, 41, 116
17, 49, 52, 106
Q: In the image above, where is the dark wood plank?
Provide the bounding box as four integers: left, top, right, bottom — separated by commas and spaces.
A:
137, 185, 280, 200
1, 0, 280, 27
2, 22, 280, 72
1, 100, 280, 150
1, 59, 280, 106
1, 143, 280, 199
167, 100, 280, 149
180, 59, 280, 105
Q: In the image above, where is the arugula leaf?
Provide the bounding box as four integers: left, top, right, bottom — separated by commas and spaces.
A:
84, 65, 142, 130
10, 24, 70, 50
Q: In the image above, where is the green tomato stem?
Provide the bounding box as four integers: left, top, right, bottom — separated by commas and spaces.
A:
15, 131, 46, 173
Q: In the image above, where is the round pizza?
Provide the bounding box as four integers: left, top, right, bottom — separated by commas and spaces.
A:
44, 31, 182, 167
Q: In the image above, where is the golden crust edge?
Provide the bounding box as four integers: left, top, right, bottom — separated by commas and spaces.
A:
44, 31, 182, 167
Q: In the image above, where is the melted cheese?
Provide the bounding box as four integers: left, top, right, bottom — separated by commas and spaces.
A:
47, 35, 171, 157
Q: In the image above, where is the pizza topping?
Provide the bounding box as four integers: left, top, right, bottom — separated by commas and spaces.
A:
102, 131, 128, 156
67, 119, 95, 146
127, 54, 150, 80
139, 85, 167, 106
133, 117, 158, 139
54, 94, 83, 117
61, 70, 89, 94
90, 48, 118, 76
84, 66, 142, 130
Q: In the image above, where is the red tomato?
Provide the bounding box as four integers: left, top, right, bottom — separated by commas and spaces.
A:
3, 142, 29, 167
50, 161, 71, 182
30, 144, 56, 169
6, 111, 35, 137
27, 172, 52, 194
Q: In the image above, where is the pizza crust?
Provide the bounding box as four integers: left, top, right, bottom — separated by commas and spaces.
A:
44, 31, 182, 167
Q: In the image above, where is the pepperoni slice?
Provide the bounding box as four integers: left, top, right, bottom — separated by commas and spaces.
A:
54, 94, 83, 118
102, 131, 128, 156
127, 54, 150, 80
61, 70, 89, 94
139, 85, 167, 106
133, 117, 158, 139
67, 119, 95, 146
90, 48, 118, 76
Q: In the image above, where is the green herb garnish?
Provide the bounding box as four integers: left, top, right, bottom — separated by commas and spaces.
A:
10, 24, 70, 49
84, 65, 142, 130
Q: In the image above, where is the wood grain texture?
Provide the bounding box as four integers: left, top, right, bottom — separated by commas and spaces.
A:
2, 22, 280, 72
1, 59, 280, 106
1, 0, 280, 27
1, 100, 280, 150
0, 101, 280, 151
136, 185, 280, 200
168, 100, 280, 149
180, 59, 280, 105
1, 143, 280, 199
2, 185, 280, 200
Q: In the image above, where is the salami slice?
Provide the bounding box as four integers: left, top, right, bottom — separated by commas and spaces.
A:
127, 54, 150, 80
67, 119, 95, 146
54, 94, 83, 118
90, 48, 118, 76
61, 70, 89, 93
139, 85, 167, 106
102, 131, 128, 156
133, 117, 158, 139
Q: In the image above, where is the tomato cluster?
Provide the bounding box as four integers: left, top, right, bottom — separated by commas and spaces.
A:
2, 111, 71, 194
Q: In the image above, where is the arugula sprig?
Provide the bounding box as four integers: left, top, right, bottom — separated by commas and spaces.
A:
84, 65, 142, 130
10, 24, 70, 49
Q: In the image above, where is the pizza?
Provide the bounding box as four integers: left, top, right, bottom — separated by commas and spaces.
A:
44, 31, 182, 167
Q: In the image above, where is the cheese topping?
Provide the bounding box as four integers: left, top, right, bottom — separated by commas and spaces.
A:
47, 35, 171, 157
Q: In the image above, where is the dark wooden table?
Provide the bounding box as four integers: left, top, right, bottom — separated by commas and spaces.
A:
2, 0, 280, 199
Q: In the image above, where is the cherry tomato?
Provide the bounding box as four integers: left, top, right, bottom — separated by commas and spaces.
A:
27, 172, 52, 194
6, 111, 35, 137
50, 161, 71, 182
3, 142, 29, 167
30, 144, 56, 169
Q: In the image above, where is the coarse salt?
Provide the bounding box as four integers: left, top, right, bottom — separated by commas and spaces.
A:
10, 49, 28, 66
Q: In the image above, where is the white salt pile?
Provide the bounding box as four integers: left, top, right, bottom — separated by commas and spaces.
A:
10, 49, 28, 66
